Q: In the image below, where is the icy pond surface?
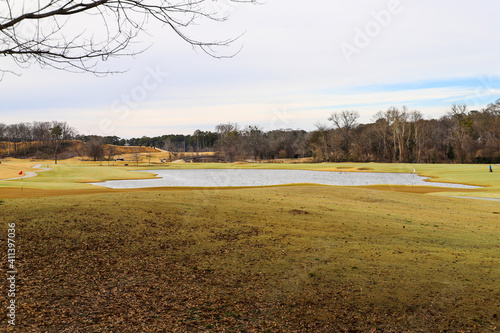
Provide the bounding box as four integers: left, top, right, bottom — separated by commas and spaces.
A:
90, 169, 480, 189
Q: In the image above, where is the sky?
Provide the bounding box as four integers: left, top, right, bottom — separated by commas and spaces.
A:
1, 0, 500, 138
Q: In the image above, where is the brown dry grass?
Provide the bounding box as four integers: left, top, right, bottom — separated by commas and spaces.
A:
0, 186, 498, 332
108, 145, 159, 155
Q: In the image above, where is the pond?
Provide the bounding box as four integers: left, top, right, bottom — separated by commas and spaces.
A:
90, 169, 481, 189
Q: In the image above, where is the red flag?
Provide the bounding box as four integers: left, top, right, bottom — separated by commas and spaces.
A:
19, 171, 23, 175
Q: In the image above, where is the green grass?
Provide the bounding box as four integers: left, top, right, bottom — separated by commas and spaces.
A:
1, 186, 499, 331
0, 163, 158, 190
1, 161, 499, 199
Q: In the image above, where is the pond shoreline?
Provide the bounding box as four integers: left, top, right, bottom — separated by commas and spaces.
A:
90, 169, 481, 190
446, 196, 500, 202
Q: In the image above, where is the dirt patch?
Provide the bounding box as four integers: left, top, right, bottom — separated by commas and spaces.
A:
289, 209, 309, 215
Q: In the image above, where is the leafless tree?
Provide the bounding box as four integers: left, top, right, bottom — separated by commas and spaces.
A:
393, 107, 409, 163
131, 150, 142, 166
50, 124, 63, 164
328, 110, 359, 160
33, 121, 52, 147
86, 136, 105, 162
242, 125, 265, 161
307, 123, 333, 162
105, 144, 117, 165
478, 102, 500, 160
215, 122, 240, 162
144, 152, 154, 166
163, 138, 178, 162
376, 107, 409, 163
267, 129, 305, 160
0, 0, 256, 75
372, 112, 392, 162
408, 110, 424, 163
447, 104, 472, 163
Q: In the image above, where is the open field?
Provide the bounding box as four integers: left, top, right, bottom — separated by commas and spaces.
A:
0, 158, 499, 331
0, 186, 499, 332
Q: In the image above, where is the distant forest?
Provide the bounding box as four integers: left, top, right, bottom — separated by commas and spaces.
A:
1, 101, 499, 163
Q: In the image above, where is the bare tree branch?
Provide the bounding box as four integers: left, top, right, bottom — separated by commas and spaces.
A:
0, 0, 257, 74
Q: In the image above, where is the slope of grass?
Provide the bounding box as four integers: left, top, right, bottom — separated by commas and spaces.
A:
0, 186, 498, 332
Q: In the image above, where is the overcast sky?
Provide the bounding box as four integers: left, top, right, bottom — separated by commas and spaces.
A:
1, 0, 500, 137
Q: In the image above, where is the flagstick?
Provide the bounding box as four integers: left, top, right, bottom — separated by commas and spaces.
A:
21, 176, 23, 192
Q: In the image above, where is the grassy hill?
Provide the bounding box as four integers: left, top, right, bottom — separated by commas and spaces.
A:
0, 140, 159, 160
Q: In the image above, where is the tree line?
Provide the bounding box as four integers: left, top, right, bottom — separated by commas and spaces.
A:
0, 121, 75, 163
315, 102, 500, 164
214, 102, 499, 164
1, 101, 499, 164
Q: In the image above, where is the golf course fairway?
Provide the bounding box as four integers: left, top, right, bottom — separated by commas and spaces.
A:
0, 159, 498, 331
